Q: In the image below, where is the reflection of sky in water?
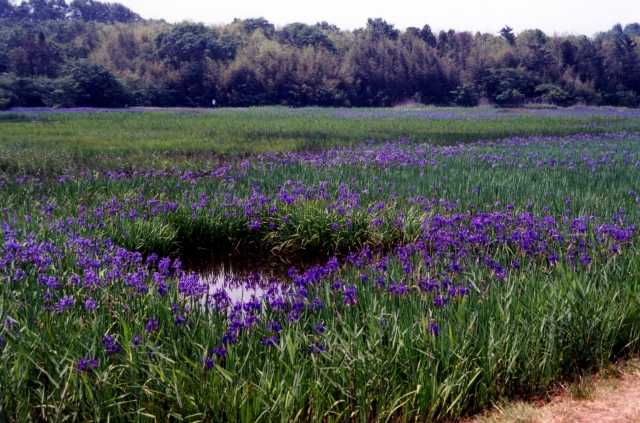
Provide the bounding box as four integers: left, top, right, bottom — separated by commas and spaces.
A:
182, 252, 326, 304
200, 266, 275, 303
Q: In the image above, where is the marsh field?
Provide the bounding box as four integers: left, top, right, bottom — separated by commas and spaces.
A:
1, 106, 640, 422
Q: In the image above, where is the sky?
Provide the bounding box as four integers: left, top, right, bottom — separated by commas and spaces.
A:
114, 0, 640, 36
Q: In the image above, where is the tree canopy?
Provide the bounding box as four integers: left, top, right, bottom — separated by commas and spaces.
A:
1, 0, 639, 109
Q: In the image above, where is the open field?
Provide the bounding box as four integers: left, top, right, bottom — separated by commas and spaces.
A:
0, 107, 640, 422
2, 106, 640, 176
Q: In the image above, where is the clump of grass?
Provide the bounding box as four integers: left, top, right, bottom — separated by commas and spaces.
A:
567, 375, 596, 400
480, 402, 542, 423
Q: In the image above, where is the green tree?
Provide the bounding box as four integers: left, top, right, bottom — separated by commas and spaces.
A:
155, 23, 232, 68
534, 84, 571, 106
69, 0, 140, 23
39, 76, 79, 107
366, 18, 399, 40
237, 17, 275, 37
624, 23, 640, 37
420, 24, 437, 47
222, 59, 266, 106
12, 1, 31, 21
28, 0, 68, 21
483, 68, 535, 105
559, 40, 576, 66
451, 82, 479, 106
9, 37, 55, 77
499, 26, 516, 45
315, 21, 340, 34
0, 0, 14, 19
517, 29, 555, 78
614, 33, 640, 93
65, 60, 127, 106
278, 23, 336, 52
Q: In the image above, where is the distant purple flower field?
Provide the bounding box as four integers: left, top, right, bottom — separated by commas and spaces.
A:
5, 105, 640, 120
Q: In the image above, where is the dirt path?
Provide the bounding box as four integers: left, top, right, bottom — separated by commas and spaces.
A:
466, 359, 640, 423
542, 371, 640, 423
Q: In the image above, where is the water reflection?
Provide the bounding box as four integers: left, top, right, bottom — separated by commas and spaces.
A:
181, 251, 326, 303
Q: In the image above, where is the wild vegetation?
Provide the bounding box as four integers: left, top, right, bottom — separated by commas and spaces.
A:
0, 108, 639, 421
1, 0, 640, 109
2, 106, 640, 177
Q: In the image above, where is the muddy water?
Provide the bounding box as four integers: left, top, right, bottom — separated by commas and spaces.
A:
181, 251, 327, 303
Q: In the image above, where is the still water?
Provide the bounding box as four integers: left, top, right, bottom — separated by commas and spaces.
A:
181, 251, 327, 303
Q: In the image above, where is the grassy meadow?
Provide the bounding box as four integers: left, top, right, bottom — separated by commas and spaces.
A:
2, 106, 640, 175
0, 107, 639, 422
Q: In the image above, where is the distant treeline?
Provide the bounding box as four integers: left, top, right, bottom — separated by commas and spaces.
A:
1, 0, 640, 109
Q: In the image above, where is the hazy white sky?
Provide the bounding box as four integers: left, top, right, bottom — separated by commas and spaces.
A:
116, 0, 640, 36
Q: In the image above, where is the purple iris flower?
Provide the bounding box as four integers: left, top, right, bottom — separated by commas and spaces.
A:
344, 285, 357, 305
101, 335, 121, 355
267, 321, 281, 333
145, 317, 158, 332
262, 336, 278, 346
433, 294, 448, 308
309, 343, 325, 354
427, 322, 440, 336
331, 280, 344, 290
211, 345, 228, 358
78, 356, 99, 371
85, 297, 97, 310
58, 296, 75, 312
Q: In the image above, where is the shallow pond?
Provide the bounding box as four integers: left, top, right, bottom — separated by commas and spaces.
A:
181, 251, 327, 303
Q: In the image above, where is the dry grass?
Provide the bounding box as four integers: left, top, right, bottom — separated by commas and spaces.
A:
464, 357, 640, 423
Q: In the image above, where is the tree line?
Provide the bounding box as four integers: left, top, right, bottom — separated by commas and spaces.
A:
1, 0, 640, 109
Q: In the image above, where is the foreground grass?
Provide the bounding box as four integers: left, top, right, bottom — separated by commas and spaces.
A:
0, 109, 640, 421
1, 211, 639, 422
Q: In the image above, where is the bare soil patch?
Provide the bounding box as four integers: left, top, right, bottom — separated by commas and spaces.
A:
464, 358, 640, 423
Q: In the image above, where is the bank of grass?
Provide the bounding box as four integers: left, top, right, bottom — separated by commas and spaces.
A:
2, 133, 639, 256
1, 107, 640, 176
1, 210, 639, 422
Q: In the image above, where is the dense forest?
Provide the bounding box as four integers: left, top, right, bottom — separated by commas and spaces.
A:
1, 0, 640, 109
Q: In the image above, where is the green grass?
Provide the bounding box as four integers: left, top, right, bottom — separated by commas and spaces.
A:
2, 131, 639, 256
1, 106, 640, 176
1, 214, 639, 421
0, 108, 640, 422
